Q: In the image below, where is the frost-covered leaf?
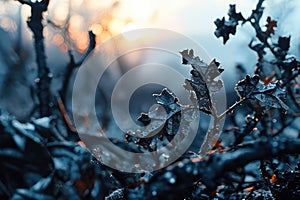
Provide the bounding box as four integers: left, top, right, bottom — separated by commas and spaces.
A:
205, 60, 224, 93
137, 113, 151, 126
125, 89, 182, 151
255, 93, 288, 110
205, 59, 224, 81
235, 75, 260, 98
105, 188, 124, 200
181, 50, 224, 114
228, 4, 245, 22
154, 89, 177, 106
214, 5, 245, 44
180, 49, 206, 70
125, 86, 200, 153
214, 17, 235, 44
153, 88, 181, 117
166, 112, 180, 136
235, 75, 288, 110
186, 75, 209, 101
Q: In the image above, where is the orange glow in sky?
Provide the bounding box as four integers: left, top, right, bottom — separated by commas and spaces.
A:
45, 0, 153, 50
0, 0, 279, 54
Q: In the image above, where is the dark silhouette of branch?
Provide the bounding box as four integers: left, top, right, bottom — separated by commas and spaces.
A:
17, 0, 33, 6
60, 31, 96, 102
145, 137, 300, 197
246, 0, 282, 60
17, 0, 52, 117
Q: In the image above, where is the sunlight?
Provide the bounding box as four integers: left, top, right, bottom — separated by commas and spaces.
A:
90, 23, 103, 36
71, 0, 83, 8
121, 22, 140, 41
123, 0, 154, 23
109, 19, 126, 35
53, 2, 69, 22
44, 0, 158, 50
0, 17, 16, 32
113, 0, 155, 28
52, 34, 64, 46
75, 32, 89, 52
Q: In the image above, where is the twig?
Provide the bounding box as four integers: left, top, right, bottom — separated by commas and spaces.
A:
75, 31, 96, 67
199, 97, 247, 154
17, 0, 33, 6
60, 31, 96, 102
218, 97, 247, 120
248, 1, 280, 59
56, 96, 76, 132
198, 114, 220, 155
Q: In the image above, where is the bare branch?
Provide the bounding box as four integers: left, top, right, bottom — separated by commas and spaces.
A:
146, 137, 300, 196
16, 0, 32, 6
17, 0, 52, 117
76, 31, 96, 67
60, 31, 96, 102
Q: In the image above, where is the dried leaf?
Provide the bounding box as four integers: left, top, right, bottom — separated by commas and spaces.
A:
214, 17, 236, 44
265, 16, 277, 35
214, 5, 245, 44
271, 174, 277, 183
278, 36, 291, 51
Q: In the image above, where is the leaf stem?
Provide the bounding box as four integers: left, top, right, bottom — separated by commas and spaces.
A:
218, 97, 247, 120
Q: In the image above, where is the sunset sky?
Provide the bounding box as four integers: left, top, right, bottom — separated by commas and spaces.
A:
1, 0, 299, 77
